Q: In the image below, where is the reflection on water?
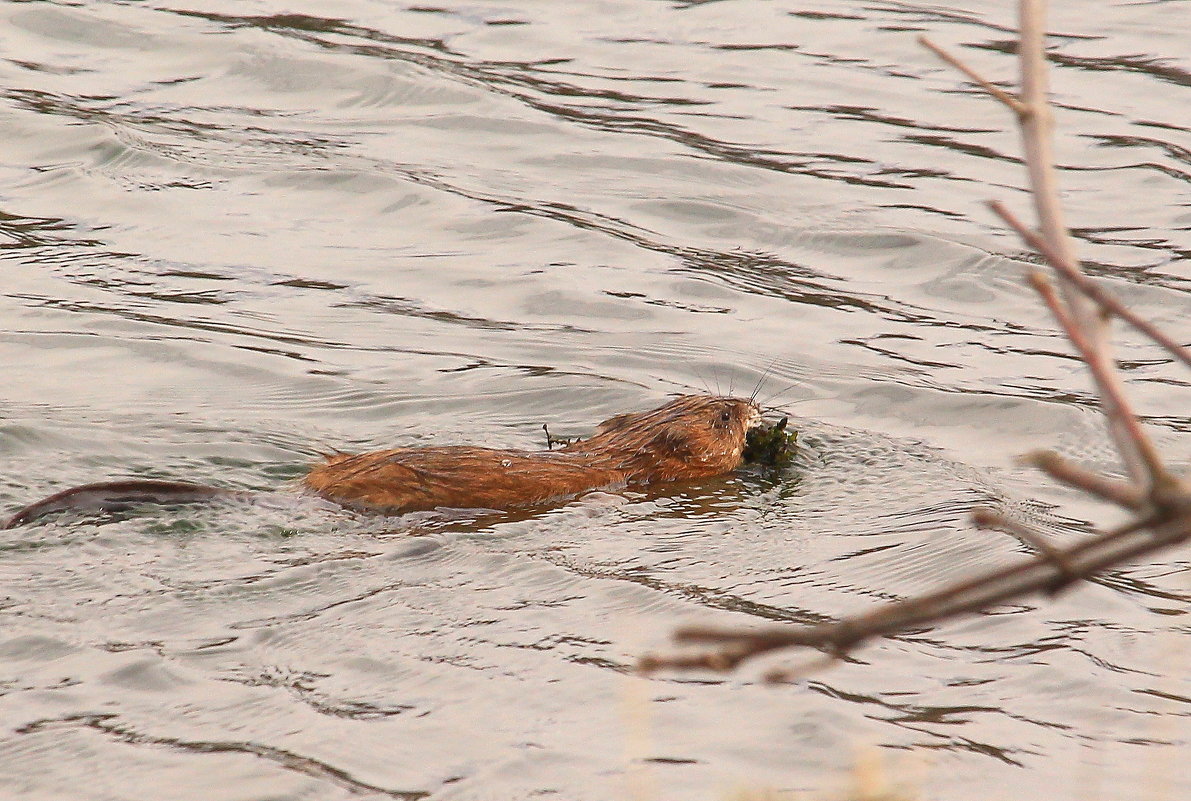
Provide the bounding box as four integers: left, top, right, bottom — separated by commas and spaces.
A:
0, 1, 1188, 800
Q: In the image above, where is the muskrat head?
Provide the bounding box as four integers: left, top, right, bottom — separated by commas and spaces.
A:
574, 394, 762, 483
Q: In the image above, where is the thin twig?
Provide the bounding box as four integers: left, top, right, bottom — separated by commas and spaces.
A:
917, 35, 1027, 115
1020, 450, 1146, 510
989, 200, 1191, 370
1016, 0, 1152, 485
640, 513, 1188, 673
1027, 272, 1172, 484
971, 507, 1079, 584
924, 5, 1152, 484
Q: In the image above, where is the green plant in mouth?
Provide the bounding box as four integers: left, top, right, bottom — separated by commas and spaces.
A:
743, 417, 797, 468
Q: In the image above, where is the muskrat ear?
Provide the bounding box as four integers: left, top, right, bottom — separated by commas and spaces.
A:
650, 427, 693, 457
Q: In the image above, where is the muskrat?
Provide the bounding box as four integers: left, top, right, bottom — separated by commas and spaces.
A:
4, 394, 767, 528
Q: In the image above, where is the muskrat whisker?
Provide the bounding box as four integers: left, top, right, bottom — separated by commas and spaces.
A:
757, 380, 803, 409
750, 358, 780, 404
758, 396, 815, 421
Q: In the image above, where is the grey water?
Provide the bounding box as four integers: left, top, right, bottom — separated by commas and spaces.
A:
0, 1, 1188, 799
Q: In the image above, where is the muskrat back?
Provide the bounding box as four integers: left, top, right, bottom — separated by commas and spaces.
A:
304, 394, 761, 513
5, 394, 763, 527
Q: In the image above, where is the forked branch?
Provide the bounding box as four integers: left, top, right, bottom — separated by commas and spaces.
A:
641, 0, 1189, 677
988, 200, 1191, 371
640, 513, 1187, 676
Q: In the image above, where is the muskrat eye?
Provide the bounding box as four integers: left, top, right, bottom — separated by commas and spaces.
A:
719, 408, 733, 424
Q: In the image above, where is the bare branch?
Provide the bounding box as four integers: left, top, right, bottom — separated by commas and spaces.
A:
1019, 450, 1146, 510
918, 35, 1027, 116
989, 200, 1191, 370
642, 1, 1191, 677
971, 506, 1079, 581
1015, 0, 1153, 485
640, 513, 1188, 673
1027, 272, 1173, 484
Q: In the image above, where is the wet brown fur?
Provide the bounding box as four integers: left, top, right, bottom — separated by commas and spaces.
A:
4, 394, 760, 527
302, 394, 760, 513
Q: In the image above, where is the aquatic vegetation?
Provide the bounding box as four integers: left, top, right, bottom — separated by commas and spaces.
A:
743, 416, 797, 469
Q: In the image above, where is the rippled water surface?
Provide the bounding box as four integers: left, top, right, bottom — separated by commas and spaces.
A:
1, 1, 1188, 799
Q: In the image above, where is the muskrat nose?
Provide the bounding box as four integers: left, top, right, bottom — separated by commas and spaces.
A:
745, 404, 763, 429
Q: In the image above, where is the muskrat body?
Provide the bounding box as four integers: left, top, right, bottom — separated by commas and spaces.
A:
4, 395, 763, 528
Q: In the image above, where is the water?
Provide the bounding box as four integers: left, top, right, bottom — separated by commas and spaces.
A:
1, 1, 1188, 799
